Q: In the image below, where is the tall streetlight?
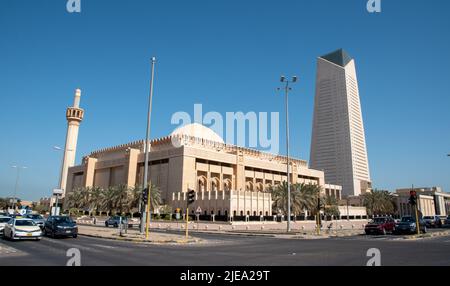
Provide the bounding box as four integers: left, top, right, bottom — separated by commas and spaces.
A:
277, 75, 298, 233
11, 165, 27, 210
53, 146, 73, 215
141, 57, 157, 234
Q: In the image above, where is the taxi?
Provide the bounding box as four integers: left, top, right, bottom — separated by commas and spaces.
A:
3, 217, 43, 241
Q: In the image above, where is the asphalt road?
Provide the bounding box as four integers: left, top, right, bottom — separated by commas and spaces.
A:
1, 231, 450, 266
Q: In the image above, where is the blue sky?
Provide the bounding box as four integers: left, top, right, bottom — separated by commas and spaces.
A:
1, 0, 449, 201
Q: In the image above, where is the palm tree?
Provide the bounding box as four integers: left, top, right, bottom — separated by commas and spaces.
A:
131, 184, 162, 211
0, 198, 8, 210
362, 189, 396, 216
130, 185, 144, 212
323, 195, 340, 217
270, 182, 290, 215
148, 184, 162, 212
114, 184, 132, 215
65, 188, 84, 210
294, 183, 321, 215
270, 182, 319, 216
87, 186, 104, 216
102, 186, 120, 216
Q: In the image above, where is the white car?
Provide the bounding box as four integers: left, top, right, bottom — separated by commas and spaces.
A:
0, 216, 11, 236
3, 218, 42, 241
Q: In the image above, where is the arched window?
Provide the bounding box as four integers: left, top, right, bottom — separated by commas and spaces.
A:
211, 178, 220, 192
256, 183, 263, 192
223, 179, 232, 191
198, 176, 207, 192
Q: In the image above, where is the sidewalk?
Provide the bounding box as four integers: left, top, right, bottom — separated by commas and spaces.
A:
77, 225, 201, 244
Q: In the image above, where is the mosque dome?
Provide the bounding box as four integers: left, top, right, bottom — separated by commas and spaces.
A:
170, 123, 225, 144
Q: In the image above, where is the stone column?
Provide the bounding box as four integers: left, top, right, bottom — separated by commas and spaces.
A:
125, 148, 139, 187
84, 157, 97, 188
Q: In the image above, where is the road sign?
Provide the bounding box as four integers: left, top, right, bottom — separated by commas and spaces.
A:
53, 189, 64, 195
196, 206, 202, 214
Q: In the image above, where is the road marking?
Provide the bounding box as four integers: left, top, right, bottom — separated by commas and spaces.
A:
41, 238, 103, 253
0, 243, 22, 256
91, 244, 116, 249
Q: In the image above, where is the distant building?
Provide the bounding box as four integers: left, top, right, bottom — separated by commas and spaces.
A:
38, 197, 51, 208
19, 200, 34, 209
310, 49, 371, 197
395, 187, 450, 217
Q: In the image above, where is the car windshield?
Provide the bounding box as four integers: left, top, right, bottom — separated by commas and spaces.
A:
54, 217, 73, 223
371, 218, 386, 223
0, 217, 11, 223
15, 220, 36, 226
28, 215, 43, 220
401, 217, 415, 222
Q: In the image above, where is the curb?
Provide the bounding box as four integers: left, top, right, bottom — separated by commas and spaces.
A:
78, 233, 199, 244
401, 230, 450, 240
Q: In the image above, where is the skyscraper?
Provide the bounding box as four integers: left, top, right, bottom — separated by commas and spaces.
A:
310, 49, 371, 197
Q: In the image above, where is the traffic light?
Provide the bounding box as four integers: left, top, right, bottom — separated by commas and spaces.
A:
187, 189, 195, 206
142, 187, 149, 203
409, 190, 417, 205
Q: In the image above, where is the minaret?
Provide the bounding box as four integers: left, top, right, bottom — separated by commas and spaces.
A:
59, 88, 84, 196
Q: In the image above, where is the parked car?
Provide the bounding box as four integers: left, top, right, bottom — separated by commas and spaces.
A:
423, 215, 443, 228
0, 216, 12, 236
105, 216, 128, 228
3, 218, 42, 241
44, 216, 78, 238
365, 217, 396, 235
25, 214, 45, 230
393, 216, 427, 234
444, 215, 450, 227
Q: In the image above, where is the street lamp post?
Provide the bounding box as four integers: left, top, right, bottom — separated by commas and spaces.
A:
11, 166, 27, 210
141, 57, 157, 234
278, 75, 298, 233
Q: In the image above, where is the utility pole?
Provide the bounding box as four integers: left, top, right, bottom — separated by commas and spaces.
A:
277, 75, 298, 233
11, 166, 27, 210
317, 190, 321, 235
141, 57, 156, 234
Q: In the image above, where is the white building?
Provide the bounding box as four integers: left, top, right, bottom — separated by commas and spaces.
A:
310, 49, 371, 197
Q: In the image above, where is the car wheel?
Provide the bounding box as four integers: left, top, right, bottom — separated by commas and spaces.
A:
73, 234, 78, 238
105, 222, 109, 227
